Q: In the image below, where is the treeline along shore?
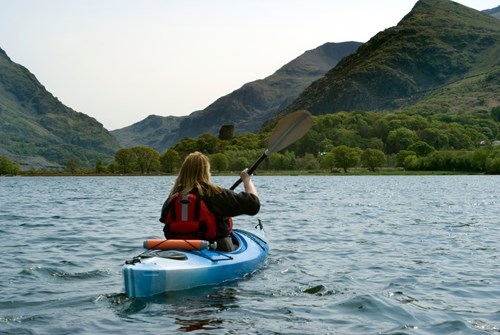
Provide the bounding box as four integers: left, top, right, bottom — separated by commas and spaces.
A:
3, 109, 500, 176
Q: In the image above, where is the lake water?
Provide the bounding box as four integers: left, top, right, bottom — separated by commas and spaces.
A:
0, 175, 499, 334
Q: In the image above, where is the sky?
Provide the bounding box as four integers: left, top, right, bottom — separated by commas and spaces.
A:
0, 0, 498, 130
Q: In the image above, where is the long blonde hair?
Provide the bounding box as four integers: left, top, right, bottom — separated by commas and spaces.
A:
170, 152, 222, 197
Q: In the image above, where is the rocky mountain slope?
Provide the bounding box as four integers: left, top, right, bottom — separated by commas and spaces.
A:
0, 48, 120, 169
483, 5, 500, 19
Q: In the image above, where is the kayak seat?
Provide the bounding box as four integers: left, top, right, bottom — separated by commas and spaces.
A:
233, 235, 239, 246
231, 234, 240, 250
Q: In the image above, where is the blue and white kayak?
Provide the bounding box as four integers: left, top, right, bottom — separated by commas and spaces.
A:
122, 227, 268, 298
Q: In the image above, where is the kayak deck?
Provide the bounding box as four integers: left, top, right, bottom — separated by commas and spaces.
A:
123, 228, 268, 297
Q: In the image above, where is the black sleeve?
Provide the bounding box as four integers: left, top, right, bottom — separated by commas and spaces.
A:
205, 189, 260, 217
159, 198, 171, 223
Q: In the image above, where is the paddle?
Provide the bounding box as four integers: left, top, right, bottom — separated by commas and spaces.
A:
229, 110, 313, 190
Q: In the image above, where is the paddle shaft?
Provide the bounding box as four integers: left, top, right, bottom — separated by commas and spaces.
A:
229, 110, 313, 190
229, 149, 269, 190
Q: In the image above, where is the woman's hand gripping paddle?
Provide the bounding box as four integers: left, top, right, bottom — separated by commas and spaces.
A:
230, 110, 313, 190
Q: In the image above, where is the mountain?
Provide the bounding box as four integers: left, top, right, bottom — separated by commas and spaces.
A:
111, 42, 361, 152
0, 47, 120, 170
4, 0, 498, 170
111, 114, 185, 151
279, 0, 500, 118
483, 5, 500, 19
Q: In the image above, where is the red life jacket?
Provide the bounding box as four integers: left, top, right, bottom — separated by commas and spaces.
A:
162, 192, 232, 241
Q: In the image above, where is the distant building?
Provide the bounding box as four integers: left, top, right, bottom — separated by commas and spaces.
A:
480, 140, 500, 147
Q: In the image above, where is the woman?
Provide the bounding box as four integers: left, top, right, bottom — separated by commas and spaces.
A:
159, 151, 260, 251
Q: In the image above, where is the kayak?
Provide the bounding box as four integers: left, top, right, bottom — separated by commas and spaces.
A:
122, 226, 269, 298
121, 110, 312, 298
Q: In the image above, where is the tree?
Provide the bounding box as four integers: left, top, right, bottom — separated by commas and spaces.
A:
115, 148, 136, 174
172, 138, 199, 157
0, 155, 20, 175
485, 148, 500, 174
471, 148, 490, 172
491, 106, 500, 122
407, 141, 436, 157
132, 146, 160, 174
268, 152, 295, 170
418, 127, 449, 149
160, 149, 181, 173
225, 149, 261, 170
451, 150, 474, 171
361, 149, 387, 172
230, 132, 262, 150
210, 153, 229, 172
332, 128, 361, 148
403, 154, 420, 170
95, 158, 106, 173
197, 133, 221, 154
372, 118, 390, 141
231, 156, 250, 171
290, 129, 321, 156
295, 153, 319, 170
386, 127, 418, 154
107, 161, 118, 174
319, 152, 337, 172
65, 157, 80, 173
331, 145, 361, 173
268, 153, 285, 170
486, 157, 500, 174
318, 138, 334, 153
396, 150, 417, 167
446, 124, 473, 150
421, 151, 455, 171
362, 137, 384, 150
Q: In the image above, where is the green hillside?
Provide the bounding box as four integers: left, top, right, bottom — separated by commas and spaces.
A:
0, 48, 120, 170
280, 0, 500, 117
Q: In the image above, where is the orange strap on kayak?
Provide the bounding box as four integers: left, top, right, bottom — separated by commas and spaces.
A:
143, 239, 213, 250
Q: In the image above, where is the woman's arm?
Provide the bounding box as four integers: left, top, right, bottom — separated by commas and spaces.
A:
240, 168, 258, 198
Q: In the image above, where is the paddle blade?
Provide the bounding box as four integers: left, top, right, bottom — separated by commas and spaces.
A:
268, 110, 313, 153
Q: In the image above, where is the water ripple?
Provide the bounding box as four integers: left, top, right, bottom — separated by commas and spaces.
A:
1, 175, 499, 334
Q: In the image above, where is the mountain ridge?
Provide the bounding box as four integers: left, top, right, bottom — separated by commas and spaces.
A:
278, 0, 500, 118
2, 0, 499, 170
483, 5, 500, 18
111, 41, 362, 151
0, 47, 120, 169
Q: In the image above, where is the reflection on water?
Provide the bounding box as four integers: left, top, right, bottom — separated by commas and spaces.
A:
111, 284, 240, 332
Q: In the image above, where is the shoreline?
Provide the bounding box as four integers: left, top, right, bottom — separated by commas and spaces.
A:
10, 169, 486, 177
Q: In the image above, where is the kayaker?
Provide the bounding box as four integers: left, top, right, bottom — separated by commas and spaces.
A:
159, 151, 260, 251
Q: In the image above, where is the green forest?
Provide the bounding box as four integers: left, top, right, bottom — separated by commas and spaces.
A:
3, 107, 500, 176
